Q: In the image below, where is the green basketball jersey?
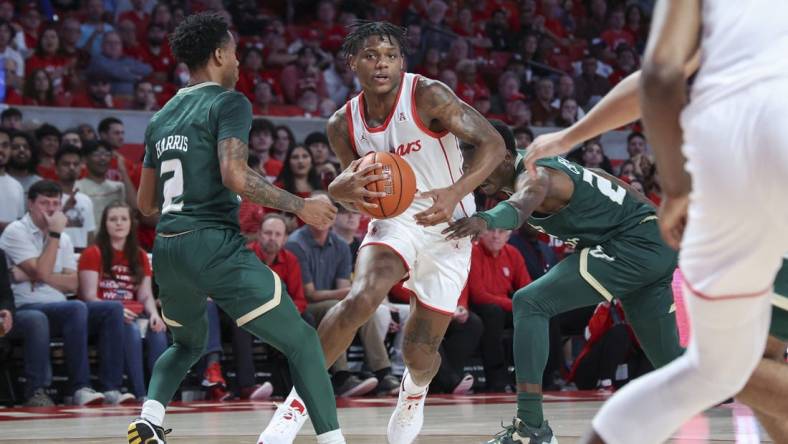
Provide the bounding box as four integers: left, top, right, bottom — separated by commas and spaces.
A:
143, 82, 252, 234
514, 151, 655, 249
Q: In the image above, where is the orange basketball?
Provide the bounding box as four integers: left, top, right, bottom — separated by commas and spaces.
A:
356, 151, 417, 219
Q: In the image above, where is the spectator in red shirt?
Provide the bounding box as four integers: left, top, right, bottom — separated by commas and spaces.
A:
25, 27, 68, 82
141, 24, 175, 84
312, 0, 346, 53
18, 5, 41, 50
485, 8, 513, 51
77, 201, 168, 399
529, 77, 558, 126
117, 19, 147, 62
72, 73, 121, 108
304, 131, 338, 188
275, 144, 323, 197
251, 79, 302, 117
280, 46, 328, 105
236, 46, 282, 102
455, 59, 490, 105
600, 8, 634, 53
226, 213, 311, 400
607, 45, 639, 86
117, 0, 149, 42
505, 98, 532, 128
34, 124, 61, 180
413, 47, 441, 79
469, 228, 532, 391
58, 17, 90, 77
126, 80, 159, 111
249, 118, 283, 180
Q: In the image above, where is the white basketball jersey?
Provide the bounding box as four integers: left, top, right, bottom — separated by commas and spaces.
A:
690, 0, 788, 108
345, 72, 475, 221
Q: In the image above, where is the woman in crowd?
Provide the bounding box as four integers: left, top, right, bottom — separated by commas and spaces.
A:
272, 125, 296, 162
275, 144, 323, 197
78, 201, 168, 400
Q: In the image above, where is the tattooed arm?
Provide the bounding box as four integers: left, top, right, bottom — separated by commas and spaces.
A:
218, 137, 336, 227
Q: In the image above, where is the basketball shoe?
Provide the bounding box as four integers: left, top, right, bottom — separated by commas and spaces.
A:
257, 392, 309, 444
127, 418, 170, 444
387, 369, 428, 444
486, 418, 558, 444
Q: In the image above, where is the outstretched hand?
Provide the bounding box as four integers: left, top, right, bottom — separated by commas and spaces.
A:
441, 216, 488, 240
414, 187, 462, 226
523, 129, 573, 176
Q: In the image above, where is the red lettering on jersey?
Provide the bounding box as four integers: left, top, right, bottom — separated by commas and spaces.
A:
393, 139, 422, 156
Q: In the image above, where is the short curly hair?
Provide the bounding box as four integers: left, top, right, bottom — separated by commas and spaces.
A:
169, 12, 230, 71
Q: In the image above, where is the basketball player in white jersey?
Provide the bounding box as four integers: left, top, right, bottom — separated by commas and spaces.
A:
558, 1, 788, 443
258, 21, 505, 444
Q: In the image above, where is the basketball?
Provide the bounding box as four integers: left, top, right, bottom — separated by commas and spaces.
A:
356, 151, 417, 219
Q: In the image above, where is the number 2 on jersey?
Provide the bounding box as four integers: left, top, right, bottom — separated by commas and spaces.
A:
582, 169, 625, 205
161, 158, 184, 214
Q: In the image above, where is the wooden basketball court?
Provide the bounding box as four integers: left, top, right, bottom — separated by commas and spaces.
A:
0, 392, 771, 443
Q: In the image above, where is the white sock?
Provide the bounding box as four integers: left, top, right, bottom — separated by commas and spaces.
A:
141, 399, 165, 426
316, 429, 345, 444
403, 371, 428, 395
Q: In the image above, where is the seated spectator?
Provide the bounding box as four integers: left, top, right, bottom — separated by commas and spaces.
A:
8, 131, 43, 193
61, 129, 83, 149
231, 213, 311, 399
554, 98, 580, 128
127, 80, 160, 111
140, 24, 175, 83
78, 123, 98, 142
117, 19, 147, 62
608, 45, 639, 86
625, 3, 649, 50
455, 59, 489, 105
414, 48, 441, 79
54, 145, 95, 250
275, 144, 323, 198
97, 117, 139, 186
0, 180, 129, 405
117, 0, 150, 42
280, 46, 328, 105
438, 69, 458, 92
576, 140, 614, 174
490, 72, 522, 115
0, 107, 23, 131
58, 17, 90, 76
78, 0, 115, 56
86, 31, 153, 96
626, 131, 647, 158
76, 141, 132, 225
0, 19, 25, 81
323, 51, 359, 106
272, 125, 295, 162
331, 206, 362, 259
252, 81, 304, 117
513, 126, 534, 150
17, 5, 40, 53
78, 201, 168, 400
23, 69, 70, 107
486, 8, 514, 51
617, 159, 637, 183
506, 98, 532, 128
237, 46, 282, 103
304, 131, 338, 187
72, 74, 120, 109
469, 228, 532, 391
249, 118, 283, 180
286, 192, 386, 397
25, 27, 68, 83
530, 78, 559, 126
2, 57, 22, 104
600, 8, 635, 54
0, 129, 23, 233
574, 55, 611, 110
35, 124, 62, 180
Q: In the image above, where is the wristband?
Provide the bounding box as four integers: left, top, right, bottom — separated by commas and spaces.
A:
475, 201, 521, 230
48, 231, 61, 239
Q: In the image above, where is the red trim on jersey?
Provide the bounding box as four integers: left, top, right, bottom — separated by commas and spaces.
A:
682, 273, 772, 301
413, 292, 456, 316
359, 241, 411, 273
411, 74, 449, 138
358, 72, 406, 133
438, 138, 469, 217
345, 101, 359, 157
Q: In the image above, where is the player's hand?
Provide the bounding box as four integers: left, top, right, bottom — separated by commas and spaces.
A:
44, 211, 67, 234
452, 306, 469, 324
414, 187, 462, 226
658, 194, 689, 251
149, 314, 166, 333
327, 158, 388, 210
523, 128, 574, 176
441, 216, 488, 240
297, 197, 338, 229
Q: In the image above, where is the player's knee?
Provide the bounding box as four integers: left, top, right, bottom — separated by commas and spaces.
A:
512, 288, 547, 318
341, 292, 383, 325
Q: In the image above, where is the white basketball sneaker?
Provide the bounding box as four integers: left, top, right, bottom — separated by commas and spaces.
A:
387, 370, 428, 444
257, 392, 308, 444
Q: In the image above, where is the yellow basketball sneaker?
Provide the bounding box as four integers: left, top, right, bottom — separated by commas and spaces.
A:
486, 418, 558, 444
127, 418, 170, 444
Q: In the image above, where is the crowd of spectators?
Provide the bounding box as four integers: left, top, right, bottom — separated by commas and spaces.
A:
0, 0, 663, 407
